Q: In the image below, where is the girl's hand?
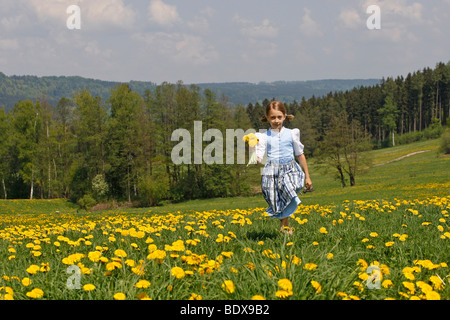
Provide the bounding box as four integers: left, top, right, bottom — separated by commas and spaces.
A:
304, 177, 312, 190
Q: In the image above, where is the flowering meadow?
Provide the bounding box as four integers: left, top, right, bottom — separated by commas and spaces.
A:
0, 196, 449, 300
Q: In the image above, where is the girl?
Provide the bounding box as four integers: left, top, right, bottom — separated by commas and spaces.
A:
255, 101, 312, 235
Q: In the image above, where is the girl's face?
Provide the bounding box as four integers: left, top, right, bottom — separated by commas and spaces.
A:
267, 109, 286, 130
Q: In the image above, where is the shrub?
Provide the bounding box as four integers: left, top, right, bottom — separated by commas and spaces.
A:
439, 127, 450, 154
77, 194, 97, 211
92, 174, 109, 201
396, 120, 443, 146
138, 174, 169, 207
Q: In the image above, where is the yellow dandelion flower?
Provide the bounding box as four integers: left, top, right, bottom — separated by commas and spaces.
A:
310, 280, 322, 294
303, 263, 317, 271
171, 267, 186, 279
40, 262, 50, 272
21, 278, 32, 286
26, 265, 40, 275
114, 249, 127, 258
88, 251, 102, 262
83, 284, 96, 291
275, 290, 292, 299
382, 280, 393, 288
358, 272, 369, 281
221, 280, 236, 294
188, 293, 203, 300
114, 292, 126, 300
425, 290, 440, 300
278, 279, 293, 292
221, 251, 233, 258
353, 281, 364, 292
428, 276, 444, 291
26, 288, 44, 299
357, 259, 368, 272
243, 133, 259, 147
125, 259, 135, 267
132, 264, 145, 276
135, 280, 151, 288
402, 281, 415, 295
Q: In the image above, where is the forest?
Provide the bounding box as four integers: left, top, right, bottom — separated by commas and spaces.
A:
0, 71, 379, 112
0, 61, 448, 208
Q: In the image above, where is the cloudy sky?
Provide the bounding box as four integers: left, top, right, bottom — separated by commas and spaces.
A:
1, 0, 449, 84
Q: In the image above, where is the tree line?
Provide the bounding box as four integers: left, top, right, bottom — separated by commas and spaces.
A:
0, 61, 448, 207
0, 82, 254, 207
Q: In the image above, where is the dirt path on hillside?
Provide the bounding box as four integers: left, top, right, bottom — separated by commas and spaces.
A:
372, 150, 432, 167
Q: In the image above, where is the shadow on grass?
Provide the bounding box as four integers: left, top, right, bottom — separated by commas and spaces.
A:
245, 230, 279, 241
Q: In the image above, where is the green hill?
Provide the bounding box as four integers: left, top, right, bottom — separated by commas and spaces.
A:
148, 138, 448, 213
0, 71, 380, 111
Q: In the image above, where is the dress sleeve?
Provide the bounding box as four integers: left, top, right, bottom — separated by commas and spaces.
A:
254, 132, 266, 162
292, 128, 304, 156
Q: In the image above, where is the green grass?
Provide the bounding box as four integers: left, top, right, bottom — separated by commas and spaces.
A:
0, 138, 449, 300
149, 138, 449, 213
0, 196, 448, 300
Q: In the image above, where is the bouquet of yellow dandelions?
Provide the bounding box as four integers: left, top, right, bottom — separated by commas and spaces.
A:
243, 133, 259, 166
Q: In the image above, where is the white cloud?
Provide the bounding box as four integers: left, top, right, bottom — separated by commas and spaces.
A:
356, 0, 424, 44
28, 0, 67, 23
84, 0, 137, 29
187, 8, 215, 35
175, 34, 219, 65
0, 13, 29, 31
299, 8, 323, 38
27, 0, 137, 30
337, 9, 363, 29
363, 0, 423, 22
233, 14, 278, 39
148, 0, 181, 27
365, 25, 419, 43
133, 32, 219, 66
187, 16, 209, 34
83, 40, 113, 59
0, 38, 19, 50
292, 39, 316, 64
240, 38, 278, 62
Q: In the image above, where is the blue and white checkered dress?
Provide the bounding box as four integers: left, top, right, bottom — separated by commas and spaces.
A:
255, 127, 305, 220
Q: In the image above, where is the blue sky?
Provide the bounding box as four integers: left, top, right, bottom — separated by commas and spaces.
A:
1, 0, 449, 84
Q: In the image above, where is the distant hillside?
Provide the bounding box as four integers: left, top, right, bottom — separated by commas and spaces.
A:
195, 79, 381, 105
0, 72, 380, 111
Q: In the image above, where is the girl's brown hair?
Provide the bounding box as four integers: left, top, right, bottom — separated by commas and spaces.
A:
260, 101, 295, 122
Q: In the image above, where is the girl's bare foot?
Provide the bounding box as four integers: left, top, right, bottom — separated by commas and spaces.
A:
280, 226, 293, 235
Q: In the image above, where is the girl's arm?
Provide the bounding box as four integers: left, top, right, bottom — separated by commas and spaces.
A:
297, 154, 312, 190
